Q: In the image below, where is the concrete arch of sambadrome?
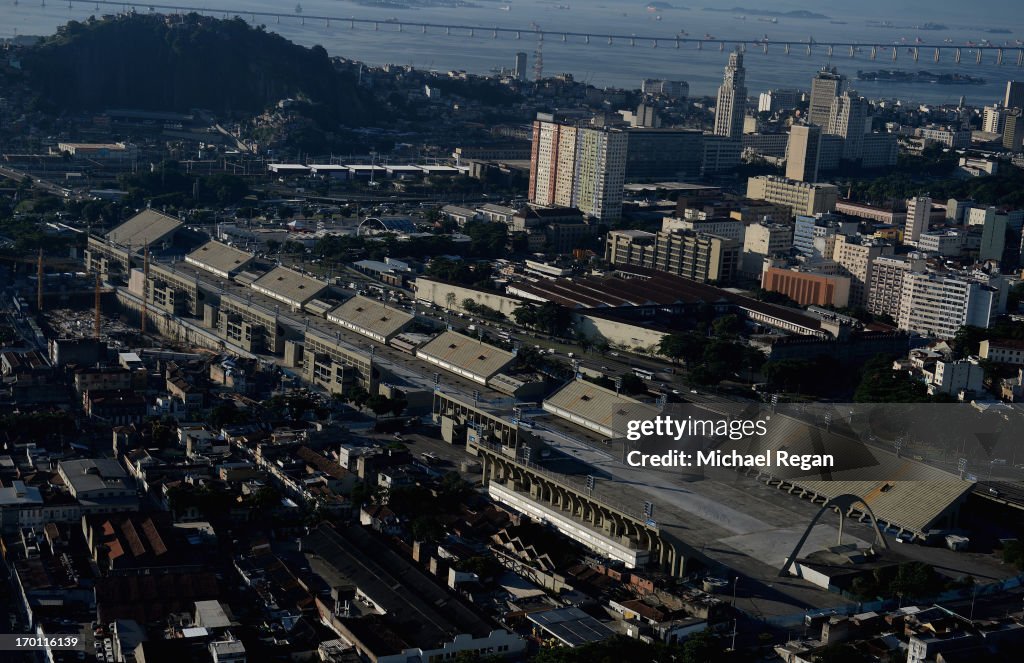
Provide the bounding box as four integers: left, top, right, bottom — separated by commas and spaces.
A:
779, 493, 890, 577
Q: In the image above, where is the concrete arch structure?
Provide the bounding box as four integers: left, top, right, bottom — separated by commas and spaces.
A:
779, 493, 889, 577
476, 444, 688, 576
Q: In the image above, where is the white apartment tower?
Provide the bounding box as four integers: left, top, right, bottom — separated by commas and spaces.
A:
714, 50, 747, 138
867, 253, 926, 320
898, 272, 998, 339
904, 196, 933, 244
983, 104, 1008, 134
827, 91, 869, 161
831, 235, 894, 309
528, 118, 627, 221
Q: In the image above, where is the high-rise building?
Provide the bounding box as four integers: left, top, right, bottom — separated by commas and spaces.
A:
642, 79, 689, 99
786, 125, 822, 182
741, 222, 794, 277
979, 210, 1008, 263
514, 52, 528, 82
528, 118, 627, 221
832, 234, 894, 309
714, 50, 747, 138
746, 176, 839, 217
605, 229, 739, 284
808, 67, 847, 127
605, 230, 657, 268
860, 133, 899, 169
1004, 109, 1024, 152
701, 135, 742, 175
917, 230, 966, 256
983, 104, 1008, 134
898, 272, 999, 338
662, 215, 745, 243
793, 213, 858, 257
946, 198, 976, 225
867, 253, 926, 319
967, 206, 1023, 265
1005, 80, 1024, 110
626, 103, 662, 128
758, 88, 800, 113
827, 91, 869, 161
624, 129, 703, 181
904, 196, 933, 244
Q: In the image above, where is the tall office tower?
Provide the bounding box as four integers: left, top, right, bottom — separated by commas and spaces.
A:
808, 66, 846, 127
624, 128, 704, 181
1004, 109, 1024, 152
714, 49, 747, 138
1005, 80, 1024, 109
983, 104, 1008, 134
528, 118, 627, 221
514, 52, 528, 82
827, 91, 869, 161
904, 196, 933, 244
979, 210, 1008, 263
786, 125, 822, 182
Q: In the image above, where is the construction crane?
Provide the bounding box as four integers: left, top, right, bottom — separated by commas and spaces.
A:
0, 252, 81, 313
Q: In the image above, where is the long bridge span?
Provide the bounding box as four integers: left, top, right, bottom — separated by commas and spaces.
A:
14, 0, 1024, 66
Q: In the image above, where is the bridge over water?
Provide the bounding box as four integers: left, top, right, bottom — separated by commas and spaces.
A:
15, 1, 1024, 67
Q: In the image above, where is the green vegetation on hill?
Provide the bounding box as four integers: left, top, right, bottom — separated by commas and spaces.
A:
849, 163, 1024, 208
22, 14, 370, 124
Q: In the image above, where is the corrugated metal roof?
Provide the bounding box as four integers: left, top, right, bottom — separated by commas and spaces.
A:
759, 415, 974, 535
251, 266, 328, 307
106, 209, 182, 248
543, 379, 659, 436
327, 295, 413, 341
184, 240, 255, 276
417, 330, 515, 381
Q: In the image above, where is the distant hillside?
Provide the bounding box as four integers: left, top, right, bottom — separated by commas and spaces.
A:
22, 13, 370, 123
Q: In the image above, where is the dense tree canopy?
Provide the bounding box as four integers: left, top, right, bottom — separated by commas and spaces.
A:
23, 14, 370, 123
